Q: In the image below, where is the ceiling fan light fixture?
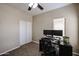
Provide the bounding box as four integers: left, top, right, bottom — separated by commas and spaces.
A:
28, 3, 34, 7
33, 3, 38, 8
28, 3, 44, 11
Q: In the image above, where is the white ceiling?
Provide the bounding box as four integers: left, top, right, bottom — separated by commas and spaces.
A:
7, 3, 70, 16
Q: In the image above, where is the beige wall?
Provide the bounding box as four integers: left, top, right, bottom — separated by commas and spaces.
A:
0, 4, 32, 54
33, 4, 78, 52
76, 4, 79, 53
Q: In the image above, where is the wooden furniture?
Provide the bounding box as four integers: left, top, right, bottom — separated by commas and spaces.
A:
59, 44, 72, 56
39, 37, 72, 56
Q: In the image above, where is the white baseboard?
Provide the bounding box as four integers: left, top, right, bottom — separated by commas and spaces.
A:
73, 52, 79, 56
0, 41, 32, 55
0, 46, 20, 55
20, 41, 32, 47
33, 41, 39, 44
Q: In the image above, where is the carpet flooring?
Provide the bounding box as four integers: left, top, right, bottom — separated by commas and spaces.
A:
1, 42, 41, 56
1, 42, 77, 56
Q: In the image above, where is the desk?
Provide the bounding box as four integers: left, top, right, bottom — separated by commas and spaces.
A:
59, 44, 72, 56
39, 37, 72, 56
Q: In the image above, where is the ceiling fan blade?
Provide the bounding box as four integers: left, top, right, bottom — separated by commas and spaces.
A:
37, 4, 44, 10
28, 7, 32, 11
28, 3, 35, 11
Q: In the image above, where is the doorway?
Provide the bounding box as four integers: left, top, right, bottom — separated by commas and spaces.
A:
19, 20, 32, 46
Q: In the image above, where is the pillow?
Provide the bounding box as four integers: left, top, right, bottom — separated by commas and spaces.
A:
53, 35, 63, 40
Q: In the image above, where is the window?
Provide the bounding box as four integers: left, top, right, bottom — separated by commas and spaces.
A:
53, 18, 65, 36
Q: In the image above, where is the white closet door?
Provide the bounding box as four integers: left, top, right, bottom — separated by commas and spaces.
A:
19, 20, 32, 46
26, 22, 32, 43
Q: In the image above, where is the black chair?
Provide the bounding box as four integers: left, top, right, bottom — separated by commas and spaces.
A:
40, 38, 56, 56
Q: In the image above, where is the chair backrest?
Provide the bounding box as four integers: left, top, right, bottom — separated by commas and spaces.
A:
42, 38, 53, 51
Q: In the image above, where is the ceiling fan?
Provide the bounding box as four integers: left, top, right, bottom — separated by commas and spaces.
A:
28, 3, 44, 11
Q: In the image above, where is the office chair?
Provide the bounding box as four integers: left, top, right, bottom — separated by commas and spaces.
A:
41, 38, 56, 56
